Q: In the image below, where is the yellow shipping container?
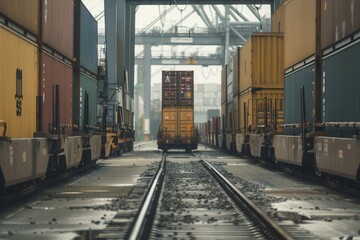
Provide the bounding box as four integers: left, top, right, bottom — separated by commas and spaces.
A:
161, 107, 194, 139
0, 27, 38, 138
240, 90, 284, 132
0, 0, 39, 35
221, 65, 227, 104
239, 33, 284, 94
284, 0, 316, 69
271, 1, 285, 33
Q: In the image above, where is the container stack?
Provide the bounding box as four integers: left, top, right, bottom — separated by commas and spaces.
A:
235, 33, 284, 133
158, 71, 198, 152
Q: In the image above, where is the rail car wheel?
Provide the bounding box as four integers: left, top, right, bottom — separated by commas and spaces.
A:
185, 148, 192, 153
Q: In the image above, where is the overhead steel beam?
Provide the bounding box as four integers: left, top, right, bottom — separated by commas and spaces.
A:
246, 4, 261, 21
126, 0, 273, 5
229, 5, 249, 21
134, 56, 223, 65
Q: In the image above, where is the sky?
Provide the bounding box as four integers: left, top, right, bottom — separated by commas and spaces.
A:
82, 1, 271, 85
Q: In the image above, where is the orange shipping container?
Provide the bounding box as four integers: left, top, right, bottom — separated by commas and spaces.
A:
232, 96, 241, 133
0, 27, 38, 138
0, 0, 39, 35
321, 0, 360, 49
284, 0, 316, 69
221, 65, 227, 104
240, 90, 284, 132
232, 48, 240, 98
161, 107, 194, 140
239, 33, 284, 94
271, 0, 285, 33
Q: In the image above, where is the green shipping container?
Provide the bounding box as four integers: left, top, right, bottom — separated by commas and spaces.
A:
284, 63, 315, 135
80, 73, 98, 130
323, 39, 360, 137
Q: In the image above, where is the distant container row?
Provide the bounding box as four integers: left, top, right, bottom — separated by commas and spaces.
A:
0, 0, 98, 138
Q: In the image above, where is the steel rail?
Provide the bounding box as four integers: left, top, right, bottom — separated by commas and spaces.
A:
128, 153, 166, 240
201, 159, 294, 240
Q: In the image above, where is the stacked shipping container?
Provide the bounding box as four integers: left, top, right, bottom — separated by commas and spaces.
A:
237, 33, 284, 132
158, 71, 198, 151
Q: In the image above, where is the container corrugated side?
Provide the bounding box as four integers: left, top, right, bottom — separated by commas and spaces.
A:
221, 65, 227, 104
40, 52, 73, 135
80, 2, 98, 74
162, 107, 177, 139
240, 33, 284, 93
233, 96, 240, 133
178, 107, 194, 139
239, 37, 251, 93
284, 0, 316, 69
42, 0, 74, 58
80, 73, 98, 129
179, 71, 194, 106
162, 71, 194, 107
240, 90, 283, 131
0, 27, 38, 138
162, 71, 177, 106
232, 47, 240, 98
284, 63, 315, 134
271, 0, 285, 33
321, 0, 360, 49
323, 40, 360, 137
0, 0, 39, 35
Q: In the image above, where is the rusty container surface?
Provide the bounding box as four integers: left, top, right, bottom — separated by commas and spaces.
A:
80, 2, 98, 74
248, 134, 263, 158
40, 52, 73, 135
162, 107, 177, 139
0, 0, 39, 35
273, 135, 303, 166
64, 136, 83, 169
271, 0, 285, 33
232, 48, 240, 97
162, 71, 194, 107
0, 27, 38, 138
239, 33, 284, 93
178, 107, 194, 139
284, 0, 316, 69
321, 0, 360, 49
90, 135, 102, 161
235, 133, 245, 153
240, 90, 284, 132
0, 138, 49, 188
315, 137, 360, 180
42, 0, 74, 58
221, 65, 227, 104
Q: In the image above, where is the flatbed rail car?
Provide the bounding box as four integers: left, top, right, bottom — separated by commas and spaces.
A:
157, 71, 199, 152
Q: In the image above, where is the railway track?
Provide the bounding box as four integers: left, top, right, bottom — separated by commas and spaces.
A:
127, 152, 294, 240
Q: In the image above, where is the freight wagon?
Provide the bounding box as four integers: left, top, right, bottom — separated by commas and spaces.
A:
202, 0, 360, 184
0, 0, 133, 191
157, 71, 199, 152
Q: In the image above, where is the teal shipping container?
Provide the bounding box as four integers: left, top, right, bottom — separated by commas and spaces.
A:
79, 73, 98, 130
284, 63, 315, 135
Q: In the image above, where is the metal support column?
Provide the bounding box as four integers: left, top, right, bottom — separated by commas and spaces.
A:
224, 5, 230, 65
144, 43, 151, 140
116, 0, 126, 88
105, 0, 118, 129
